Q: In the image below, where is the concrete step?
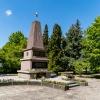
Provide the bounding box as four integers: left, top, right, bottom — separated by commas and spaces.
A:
66, 81, 76, 85
68, 83, 80, 88
65, 81, 80, 88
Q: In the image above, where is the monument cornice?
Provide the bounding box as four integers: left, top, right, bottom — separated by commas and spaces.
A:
23, 47, 46, 52
20, 57, 49, 62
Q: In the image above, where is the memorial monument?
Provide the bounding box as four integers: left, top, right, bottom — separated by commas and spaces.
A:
18, 14, 51, 79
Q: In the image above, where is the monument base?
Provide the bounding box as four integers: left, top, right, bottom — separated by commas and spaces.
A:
17, 70, 51, 79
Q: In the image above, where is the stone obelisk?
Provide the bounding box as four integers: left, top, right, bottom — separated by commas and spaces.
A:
17, 20, 51, 79
27, 21, 44, 49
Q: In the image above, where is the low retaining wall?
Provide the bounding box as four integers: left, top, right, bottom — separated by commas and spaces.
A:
76, 82, 88, 86
0, 81, 69, 91
42, 82, 69, 91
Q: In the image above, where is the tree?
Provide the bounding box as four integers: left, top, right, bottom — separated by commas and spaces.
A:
48, 24, 64, 73
83, 16, 100, 73
65, 20, 83, 71
61, 36, 69, 70
73, 57, 90, 75
67, 20, 82, 59
0, 31, 27, 73
43, 24, 49, 50
61, 36, 67, 52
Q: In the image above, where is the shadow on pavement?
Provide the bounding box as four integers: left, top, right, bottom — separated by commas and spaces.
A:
0, 74, 17, 77
51, 74, 59, 78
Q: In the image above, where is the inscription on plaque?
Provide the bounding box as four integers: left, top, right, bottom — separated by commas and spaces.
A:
32, 62, 47, 68
33, 51, 45, 57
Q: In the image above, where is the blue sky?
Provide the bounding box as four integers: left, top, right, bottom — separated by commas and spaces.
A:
0, 0, 100, 48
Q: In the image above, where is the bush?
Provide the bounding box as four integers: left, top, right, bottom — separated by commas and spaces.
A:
73, 61, 85, 75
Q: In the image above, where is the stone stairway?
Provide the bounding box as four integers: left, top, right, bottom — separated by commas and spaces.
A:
66, 81, 80, 88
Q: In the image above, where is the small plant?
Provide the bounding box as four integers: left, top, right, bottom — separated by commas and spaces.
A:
65, 77, 86, 82
61, 73, 66, 76
34, 74, 37, 79
76, 79, 86, 82
44, 80, 68, 86
41, 76, 46, 82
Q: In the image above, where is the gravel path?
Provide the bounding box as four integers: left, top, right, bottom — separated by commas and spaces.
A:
0, 77, 100, 100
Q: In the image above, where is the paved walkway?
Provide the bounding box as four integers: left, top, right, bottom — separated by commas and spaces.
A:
0, 74, 71, 83
0, 74, 29, 81
0, 76, 100, 100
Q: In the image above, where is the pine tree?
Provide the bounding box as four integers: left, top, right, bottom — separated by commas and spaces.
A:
48, 24, 64, 73
66, 20, 82, 59
65, 20, 83, 70
43, 24, 49, 50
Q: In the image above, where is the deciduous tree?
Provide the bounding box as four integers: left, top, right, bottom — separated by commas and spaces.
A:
83, 16, 100, 73
0, 31, 27, 73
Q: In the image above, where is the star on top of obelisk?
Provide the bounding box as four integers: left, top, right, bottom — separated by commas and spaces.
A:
34, 12, 38, 19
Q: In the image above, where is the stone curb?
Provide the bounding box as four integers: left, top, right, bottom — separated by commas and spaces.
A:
0, 81, 69, 91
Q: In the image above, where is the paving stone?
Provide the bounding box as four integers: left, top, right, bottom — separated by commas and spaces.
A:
0, 75, 100, 100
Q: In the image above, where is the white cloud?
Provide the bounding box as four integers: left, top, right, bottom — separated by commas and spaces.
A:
5, 10, 12, 16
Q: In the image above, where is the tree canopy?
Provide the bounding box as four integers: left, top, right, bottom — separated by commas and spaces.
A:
63, 20, 83, 71
66, 20, 82, 59
0, 31, 27, 73
83, 16, 100, 72
43, 24, 49, 50
1, 16, 100, 74
48, 24, 64, 73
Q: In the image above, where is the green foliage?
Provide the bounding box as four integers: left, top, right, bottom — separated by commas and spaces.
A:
43, 24, 49, 50
66, 20, 82, 59
48, 24, 64, 73
60, 36, 69, 70
83, 16, 100, 72
0, 31, 27, 73
2, 17, 100, 75
64, 20, 83, 71
73, 61, 86, 75
66, 77, 86, 82
44, 80, 68, 86
61, 36, 67, 51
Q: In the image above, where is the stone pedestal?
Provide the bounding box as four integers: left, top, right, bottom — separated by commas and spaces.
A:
17, 21, 51, 79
